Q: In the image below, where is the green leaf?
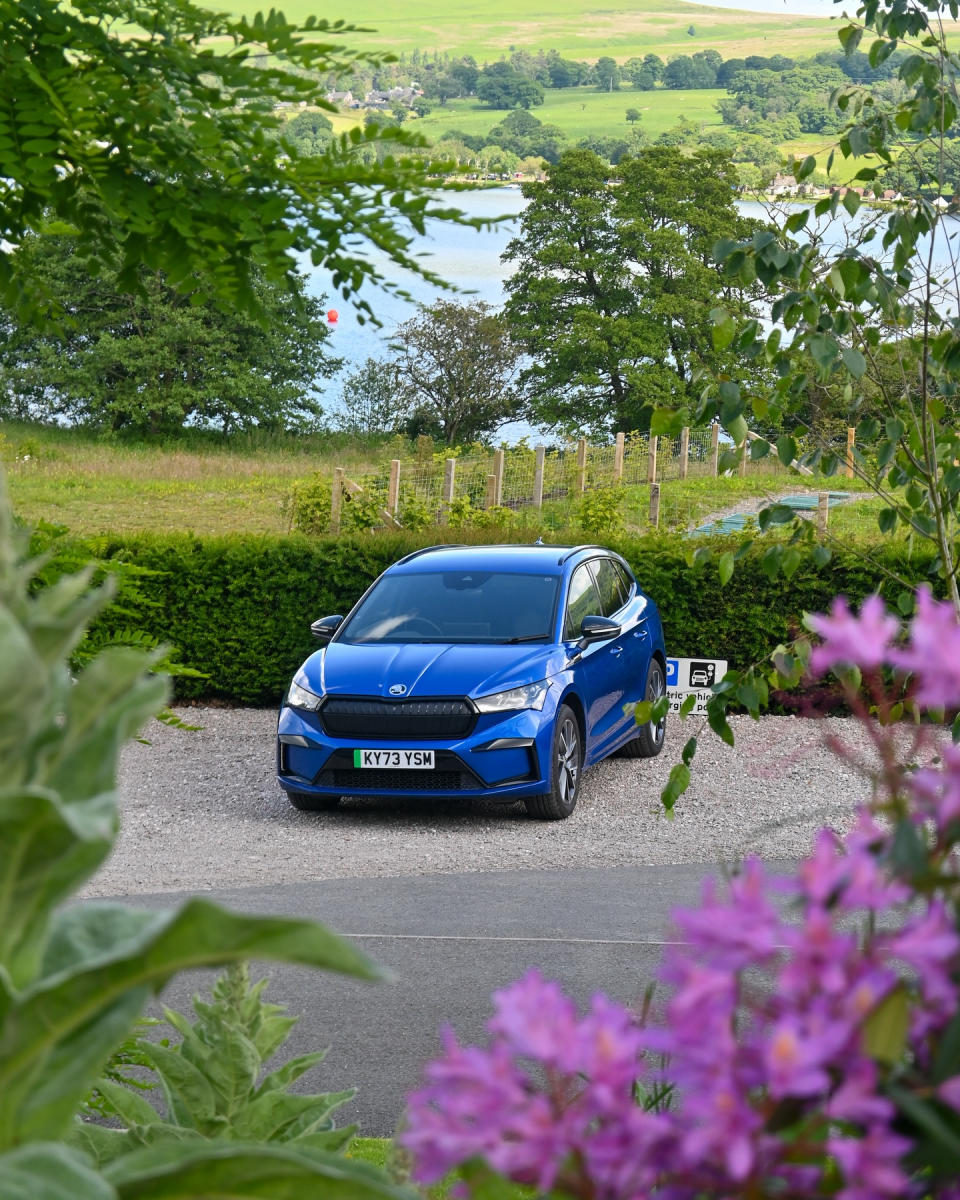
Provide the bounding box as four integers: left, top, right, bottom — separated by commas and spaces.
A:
105, 1142, 417, 1200
137, 1044, 218, 1132
795, 154, 816, 181
842, 189, 861, 216
679, 694, 697, 717
776, 435, 797, 467
812, 544, 831, 568
862, 985, 909, 1064
841, 346, 867, 377
707, 700, 735, 747
0, 1143, 114, 1200
681, 736, 697, 767
878, 507, 898, 534
718, 552, 734, 587
727, 414, 748, 445
95, 1079, 160, 1129
1, 900, 382, 1142
660, 763, 690, 814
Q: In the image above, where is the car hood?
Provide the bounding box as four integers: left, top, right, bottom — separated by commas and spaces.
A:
300, 641, 565, 700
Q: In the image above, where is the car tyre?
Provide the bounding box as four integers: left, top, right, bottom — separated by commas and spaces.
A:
525, 703, 582, 820
619, 658, 667, 759
287, 790, 342, 812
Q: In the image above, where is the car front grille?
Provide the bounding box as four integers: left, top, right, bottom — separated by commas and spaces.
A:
317, 769, 470, 792
319, 697, 475, 739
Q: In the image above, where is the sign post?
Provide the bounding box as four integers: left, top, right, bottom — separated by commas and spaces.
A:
665, 656, 728, 715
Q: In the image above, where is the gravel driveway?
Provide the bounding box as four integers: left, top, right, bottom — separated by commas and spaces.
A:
84, 708, 875, 899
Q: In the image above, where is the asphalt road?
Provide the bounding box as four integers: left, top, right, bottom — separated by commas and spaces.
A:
118, 861, 790, 1136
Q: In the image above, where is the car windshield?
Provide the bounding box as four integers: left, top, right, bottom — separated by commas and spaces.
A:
337, 570, 560, 645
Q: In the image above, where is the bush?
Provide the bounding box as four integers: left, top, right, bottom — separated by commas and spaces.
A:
53, 529, 937, 706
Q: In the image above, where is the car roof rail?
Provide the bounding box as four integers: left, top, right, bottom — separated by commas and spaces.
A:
557, 544, 609, 565
393, 544, 464, 566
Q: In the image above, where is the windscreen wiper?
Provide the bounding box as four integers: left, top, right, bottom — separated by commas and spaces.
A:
499, 633, 550, 643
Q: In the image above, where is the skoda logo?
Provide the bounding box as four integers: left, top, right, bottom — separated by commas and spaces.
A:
388, 683, 407, 696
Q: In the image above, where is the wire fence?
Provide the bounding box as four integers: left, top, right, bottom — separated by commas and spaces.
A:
323, 425, 852, 533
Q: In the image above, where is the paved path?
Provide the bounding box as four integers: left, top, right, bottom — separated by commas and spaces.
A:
119, 862, 789, 1136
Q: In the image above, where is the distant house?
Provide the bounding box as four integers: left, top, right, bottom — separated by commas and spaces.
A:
325, 90, 355, 107
770, 173, 799, 196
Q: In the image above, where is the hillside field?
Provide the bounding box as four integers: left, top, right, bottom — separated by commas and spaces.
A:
226, 0, 840, 61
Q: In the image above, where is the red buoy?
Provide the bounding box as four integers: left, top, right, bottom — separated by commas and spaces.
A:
327, 308, 339, 323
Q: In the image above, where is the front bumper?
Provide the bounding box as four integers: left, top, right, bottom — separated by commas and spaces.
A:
276, 696, 557, 801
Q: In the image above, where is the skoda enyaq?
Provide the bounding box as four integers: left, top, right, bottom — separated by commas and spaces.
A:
277, 543, 667, 820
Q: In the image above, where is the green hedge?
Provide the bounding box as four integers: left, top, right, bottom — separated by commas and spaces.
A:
71, 530, 933, 706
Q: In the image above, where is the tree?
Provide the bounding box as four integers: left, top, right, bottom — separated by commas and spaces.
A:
595, 56, 621, 91
391, 301, 524, 444
475, 63, 545, 109
502, 147, 762, 436
0, 0, 477, 325
486, 110, 569, 164
696, 0, 960, 619
0, 236, 340, 435
280, 109, 335, 156
625, 108, 642, 123
334, 357, 409, 434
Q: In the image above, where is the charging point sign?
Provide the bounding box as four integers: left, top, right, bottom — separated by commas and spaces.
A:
665, 657, 727, 715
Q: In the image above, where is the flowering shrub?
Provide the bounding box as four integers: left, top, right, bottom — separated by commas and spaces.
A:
403, 588, 960, 1199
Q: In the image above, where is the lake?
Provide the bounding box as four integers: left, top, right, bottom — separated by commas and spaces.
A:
306, 187, 960, 442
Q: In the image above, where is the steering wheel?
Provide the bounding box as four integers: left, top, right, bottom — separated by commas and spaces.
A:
399, 616, 443, 636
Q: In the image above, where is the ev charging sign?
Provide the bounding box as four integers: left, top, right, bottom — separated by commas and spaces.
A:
666, 657, 728, 715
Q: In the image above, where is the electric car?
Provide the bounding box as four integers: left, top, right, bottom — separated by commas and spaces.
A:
277, 543, 666, 820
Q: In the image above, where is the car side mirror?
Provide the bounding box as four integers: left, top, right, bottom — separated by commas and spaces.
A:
310, 615, 343, 642
579, 614, 621, 646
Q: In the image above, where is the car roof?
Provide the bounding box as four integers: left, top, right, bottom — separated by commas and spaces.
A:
388, 543, 623, 576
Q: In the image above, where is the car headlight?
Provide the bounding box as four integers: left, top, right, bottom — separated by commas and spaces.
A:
287, 680, 323, 711
474, 680, 549, 713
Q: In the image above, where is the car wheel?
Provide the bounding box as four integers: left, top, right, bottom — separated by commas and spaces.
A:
286, 790, 342, 812
525, 703, 582, 820
619, 659, 667, 759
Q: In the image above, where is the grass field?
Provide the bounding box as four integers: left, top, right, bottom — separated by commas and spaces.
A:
411, 87, 726, 144
226, 0, 841, 62
1, 421, 875, 541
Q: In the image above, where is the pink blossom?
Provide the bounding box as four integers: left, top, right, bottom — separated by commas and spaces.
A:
808, 593, 899, 676
891, 586, 960, 708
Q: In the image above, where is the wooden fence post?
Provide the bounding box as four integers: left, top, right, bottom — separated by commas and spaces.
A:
647, 435, 658, 484
576, 438, 587, 494
679, 426, 690, 480
493, 448, 505, 506
739, 439, 748, 477
387, 458, 401, 516
442, 457, 456, 517
331, 467, 344, 534
818, 491, 829, 535
846, 426, 856, 479
649, 482, 661, 528
485, 473, 497, 509
533, 445, 545, 508
613, 432, 625, 483
710, 423, 720, 477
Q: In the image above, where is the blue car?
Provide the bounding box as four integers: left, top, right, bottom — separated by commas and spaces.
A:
277, 543, 667, 820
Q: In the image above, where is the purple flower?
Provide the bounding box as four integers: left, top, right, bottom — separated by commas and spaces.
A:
808, 594, 899, 676
487, 969, 579, 1069
828, 1122, 912, 1200
891, 586, 960, 708
938, 1075, 960, 1111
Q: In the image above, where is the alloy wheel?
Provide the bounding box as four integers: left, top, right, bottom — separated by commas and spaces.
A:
557, 715, 580, 805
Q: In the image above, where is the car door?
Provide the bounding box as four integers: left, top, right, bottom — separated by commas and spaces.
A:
563, 561, 633, 762
591, 557, 653, 745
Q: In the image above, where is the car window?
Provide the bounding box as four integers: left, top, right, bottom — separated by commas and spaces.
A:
337, 571, 560, 644
590, 558, 629, 617
563, 564, 602, 640
612, 561, 634, 604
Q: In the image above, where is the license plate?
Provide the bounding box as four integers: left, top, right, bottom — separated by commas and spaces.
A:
353, 749, 435, 769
